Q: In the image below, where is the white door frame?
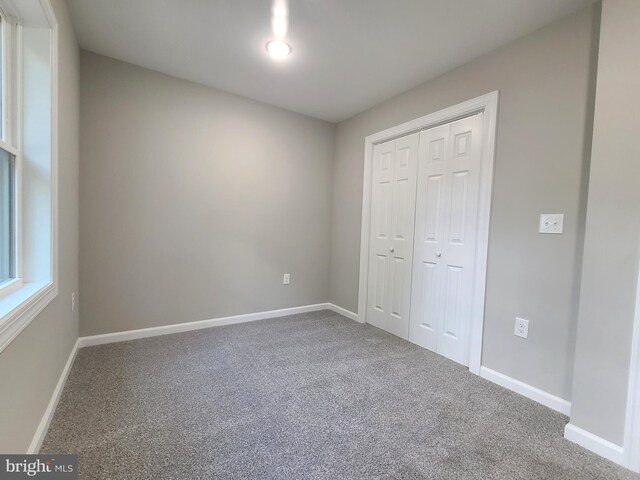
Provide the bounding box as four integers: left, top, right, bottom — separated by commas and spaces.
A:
623, 256, 640, 472
357, 91, 499, 376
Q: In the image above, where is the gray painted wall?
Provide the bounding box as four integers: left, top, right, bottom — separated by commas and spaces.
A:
329, 5, 599, 401
570, 0, 640, 446
0, 0, 80, 452
79, 52, 335, 336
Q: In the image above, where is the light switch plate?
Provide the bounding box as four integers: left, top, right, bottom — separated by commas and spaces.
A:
539, 214, 564, 234
283, 273, 291, 285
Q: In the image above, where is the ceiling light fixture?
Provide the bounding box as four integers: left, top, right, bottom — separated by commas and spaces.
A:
266, 39, 292, 59
266, 0, 291, 60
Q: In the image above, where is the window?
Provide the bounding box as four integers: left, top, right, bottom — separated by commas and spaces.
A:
0, 15, 3, 135
0, 148, 14, 284
0, 12, 16, 288
0, 1, 58, 352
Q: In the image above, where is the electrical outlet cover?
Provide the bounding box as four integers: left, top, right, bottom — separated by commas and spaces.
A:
539, 214, 564, 234
514, 317, 529, 339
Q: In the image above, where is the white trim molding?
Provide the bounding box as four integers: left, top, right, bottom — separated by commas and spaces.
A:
480, 366, 571, 415
623, 258, 640, 473
28, 338, 79, 454
357, 91, 499, 376
78, 303, 353, 348
327, 303, 359, 322
564, 423, 625, 467
0, 281, 56, 352
49, 0, 60, 290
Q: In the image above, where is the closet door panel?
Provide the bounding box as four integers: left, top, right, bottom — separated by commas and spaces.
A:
409, 114, 484, 366
366, 133, 419, 339
436, 114, 483, 365
409, 124, 449, 350
367, 140, 395, 331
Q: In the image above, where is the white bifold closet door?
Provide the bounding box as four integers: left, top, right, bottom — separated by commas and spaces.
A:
409, 113, 484, 366
366, 133, 419, 339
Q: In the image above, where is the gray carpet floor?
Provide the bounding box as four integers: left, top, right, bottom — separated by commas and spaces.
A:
42, 310, 639, 479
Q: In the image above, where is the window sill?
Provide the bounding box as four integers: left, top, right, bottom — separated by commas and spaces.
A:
0, 281, 57, 353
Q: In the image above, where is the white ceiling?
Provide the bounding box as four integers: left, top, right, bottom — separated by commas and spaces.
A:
67, 0, 595, 123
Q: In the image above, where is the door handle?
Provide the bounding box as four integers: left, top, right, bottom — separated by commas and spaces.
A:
390, 247, 395, 253
436, 251, 442, 258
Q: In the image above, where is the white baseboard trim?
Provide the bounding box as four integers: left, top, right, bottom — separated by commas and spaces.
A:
564, 423, 625, 467
327, 303, 359, 322
77, 303, 358, 348
480, 366, 571, 415
28, 338, 80, 454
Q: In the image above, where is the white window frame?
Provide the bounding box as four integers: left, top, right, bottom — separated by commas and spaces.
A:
0, 11, 19, 292
0, 0, 58, 353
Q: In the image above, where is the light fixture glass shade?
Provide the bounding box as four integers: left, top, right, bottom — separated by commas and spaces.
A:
266, 40, 292, 59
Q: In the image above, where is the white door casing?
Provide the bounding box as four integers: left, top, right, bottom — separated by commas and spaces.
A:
409, 114, 483, 366
357, 91, 499, 375
623, 255, 640, 472
366, 133, 419, 339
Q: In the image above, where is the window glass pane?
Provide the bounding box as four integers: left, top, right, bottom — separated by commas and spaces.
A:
0, 17, 3, 139
0, 148, 13, 284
